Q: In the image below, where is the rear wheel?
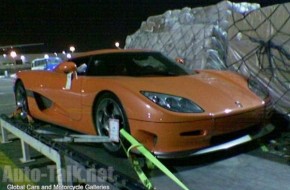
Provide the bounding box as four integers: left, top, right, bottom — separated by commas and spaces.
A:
15, 81, 29, 115
94, 93, 129, 155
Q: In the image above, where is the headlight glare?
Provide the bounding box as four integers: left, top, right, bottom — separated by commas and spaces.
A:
141, 91, 204, 113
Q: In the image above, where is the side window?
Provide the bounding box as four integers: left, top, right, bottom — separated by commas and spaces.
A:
87, 54, 128, 76
86, 55, 108, 76
70, 57, 90, 75
87, 56, 106, 76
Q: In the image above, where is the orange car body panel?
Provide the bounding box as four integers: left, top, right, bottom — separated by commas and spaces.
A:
15, 49, 271, 155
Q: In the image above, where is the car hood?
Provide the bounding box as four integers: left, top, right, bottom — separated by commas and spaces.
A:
116, 71, 264, 114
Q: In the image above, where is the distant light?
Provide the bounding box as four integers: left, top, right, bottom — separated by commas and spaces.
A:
20, 55, 26, 60
69, 46, 75, 53
10, 51, 17, 58
115, 42, 120, 49
66, 53, 72, 59
62, 51, 66, 55
54, 52, 58, 56
44, 54, 49, 59
3, 54, 7, 58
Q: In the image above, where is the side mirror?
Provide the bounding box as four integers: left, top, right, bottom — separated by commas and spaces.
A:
54, 61, 77, 74
175, 57, 185, 65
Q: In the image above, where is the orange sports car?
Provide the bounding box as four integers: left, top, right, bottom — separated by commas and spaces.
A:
14, 49, 272, 158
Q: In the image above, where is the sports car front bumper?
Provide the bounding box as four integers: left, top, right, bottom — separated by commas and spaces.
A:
154, 123, 274, 159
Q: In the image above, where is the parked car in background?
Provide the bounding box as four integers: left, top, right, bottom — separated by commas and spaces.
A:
31, 57, 62, 71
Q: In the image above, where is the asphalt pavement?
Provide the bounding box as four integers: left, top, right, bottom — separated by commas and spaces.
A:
0, 77, 16, 115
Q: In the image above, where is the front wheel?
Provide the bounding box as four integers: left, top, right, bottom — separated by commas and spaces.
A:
94, 93, 129, 155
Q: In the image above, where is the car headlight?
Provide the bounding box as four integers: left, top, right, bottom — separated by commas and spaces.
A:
248, 79, 269, 100
141, 91, 204, 113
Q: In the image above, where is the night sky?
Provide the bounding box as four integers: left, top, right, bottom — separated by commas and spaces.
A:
0, 0, 288, 53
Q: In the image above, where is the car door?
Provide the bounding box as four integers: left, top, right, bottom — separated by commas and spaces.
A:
40, 57, 90, 121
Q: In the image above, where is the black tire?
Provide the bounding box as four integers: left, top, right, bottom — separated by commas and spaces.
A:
14, 81, 29, 115
94, 92, 130, 155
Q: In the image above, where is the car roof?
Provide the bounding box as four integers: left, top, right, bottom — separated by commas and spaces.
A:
72, 49, 155, 59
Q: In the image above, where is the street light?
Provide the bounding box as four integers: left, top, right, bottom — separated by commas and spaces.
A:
115, 42, 121, 49
10, 51, 17, 59
10, 51, 17, 65
20, 55, 26, 61
69, 46, 75, 53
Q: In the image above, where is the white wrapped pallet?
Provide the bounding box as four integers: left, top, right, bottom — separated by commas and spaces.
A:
125, 1, 290, 117
227, 3, 290, 115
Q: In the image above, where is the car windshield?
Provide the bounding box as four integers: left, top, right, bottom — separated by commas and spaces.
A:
87, 52, 192, 77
